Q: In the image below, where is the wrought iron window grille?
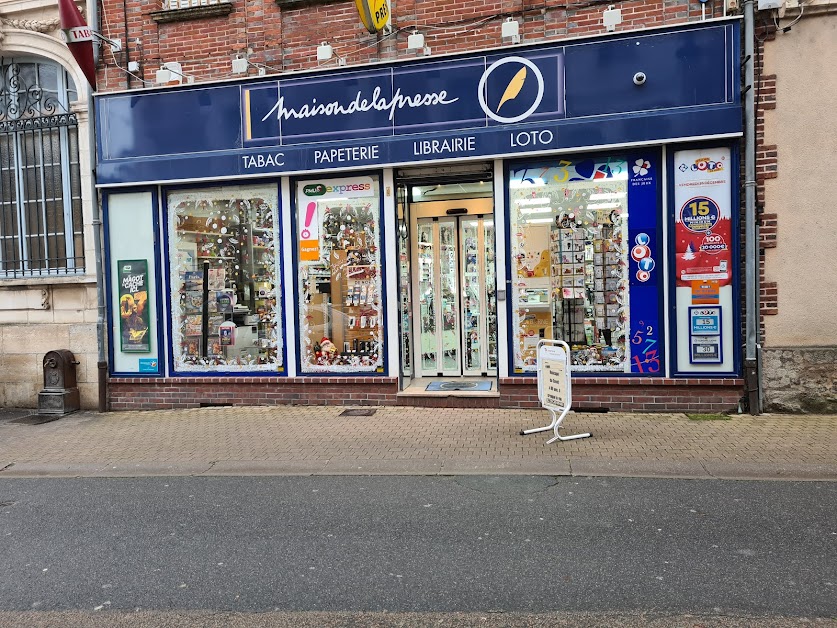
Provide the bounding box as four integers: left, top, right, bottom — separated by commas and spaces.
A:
0, 59, 84, 279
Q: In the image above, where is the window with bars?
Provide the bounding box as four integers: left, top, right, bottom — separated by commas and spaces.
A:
0, 57, 84, 279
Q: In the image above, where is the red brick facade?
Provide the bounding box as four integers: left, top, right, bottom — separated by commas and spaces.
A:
755, 27, 778, 321
98, 2, 747, 413
96, 0, 728, 92
109, 377, 743, 412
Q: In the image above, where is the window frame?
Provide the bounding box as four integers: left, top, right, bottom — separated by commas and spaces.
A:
0, 57, 83, 279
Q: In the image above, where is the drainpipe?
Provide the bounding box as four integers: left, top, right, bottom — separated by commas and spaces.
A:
87, 0, 108, 412
743, 0, 762, 414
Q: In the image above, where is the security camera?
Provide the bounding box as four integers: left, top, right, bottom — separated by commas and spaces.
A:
633, 72, 647, 86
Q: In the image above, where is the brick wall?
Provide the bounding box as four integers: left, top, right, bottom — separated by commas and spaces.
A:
96, 0, 729, 91
501, 377, 743, 412
108, 377, 400, 410
110, 376, 744, 412
755, 25, 778, 324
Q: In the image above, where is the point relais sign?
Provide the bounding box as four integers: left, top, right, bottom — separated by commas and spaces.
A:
94, 22, 741, 184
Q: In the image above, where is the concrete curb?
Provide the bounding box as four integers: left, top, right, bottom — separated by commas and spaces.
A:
2, 459, 836, 480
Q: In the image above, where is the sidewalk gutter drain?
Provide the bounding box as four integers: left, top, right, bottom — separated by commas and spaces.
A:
339, 409, 377, 417
200, 403, 233, 408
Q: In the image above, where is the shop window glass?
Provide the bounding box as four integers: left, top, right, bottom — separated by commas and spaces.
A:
509, 157, 631, 372
296, 176, 384, 373
168, 184, 282, 372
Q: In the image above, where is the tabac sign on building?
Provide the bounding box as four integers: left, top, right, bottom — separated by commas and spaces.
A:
355, 0, 391, 33
94, 22, 741, 184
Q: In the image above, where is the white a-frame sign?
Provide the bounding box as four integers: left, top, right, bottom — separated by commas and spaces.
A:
521, 339, 592, 444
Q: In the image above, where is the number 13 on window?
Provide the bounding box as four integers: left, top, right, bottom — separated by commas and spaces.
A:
631, 322, 660, 373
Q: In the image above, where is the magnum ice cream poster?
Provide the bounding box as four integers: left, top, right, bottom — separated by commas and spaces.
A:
118, 259, 151, 352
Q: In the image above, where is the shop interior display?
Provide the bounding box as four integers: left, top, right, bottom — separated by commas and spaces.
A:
299, 194, 383, 372
170, 188, 280, 371
511, 160, 630, 372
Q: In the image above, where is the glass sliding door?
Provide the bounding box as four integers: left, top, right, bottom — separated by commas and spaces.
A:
438, 219, 460, 374
461, 216, 497, 376
417, 220, 438, 375
413, 215, 496, 377
416, 218, 461, 376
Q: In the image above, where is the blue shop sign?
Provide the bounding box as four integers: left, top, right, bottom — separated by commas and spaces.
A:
95, 20, 741, 185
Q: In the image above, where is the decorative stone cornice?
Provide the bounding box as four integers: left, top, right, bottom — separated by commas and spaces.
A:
0, 16, 60, 47
0, 17, 60, 32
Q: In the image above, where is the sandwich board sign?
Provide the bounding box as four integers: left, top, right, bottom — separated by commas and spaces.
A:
520, 339, 591, 444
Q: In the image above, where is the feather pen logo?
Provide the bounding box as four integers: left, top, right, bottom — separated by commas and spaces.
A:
478, 56, 544, 124
497, 67, 527, 113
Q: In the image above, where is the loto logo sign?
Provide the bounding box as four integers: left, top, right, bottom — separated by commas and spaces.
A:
679, 156, 724, 173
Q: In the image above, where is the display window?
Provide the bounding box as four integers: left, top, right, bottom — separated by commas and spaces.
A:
296, 175, 384, 373
168, 184, 282, 372
508, 153, 662, 373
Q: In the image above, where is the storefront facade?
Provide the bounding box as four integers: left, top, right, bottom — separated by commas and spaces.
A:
98, 18, 745, 411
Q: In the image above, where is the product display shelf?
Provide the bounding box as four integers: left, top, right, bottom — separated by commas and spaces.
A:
329, 248, 380, 357
175, 205, 276, 364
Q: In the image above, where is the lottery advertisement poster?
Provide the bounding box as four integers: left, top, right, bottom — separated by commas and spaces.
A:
673, 148, 732, 288
673, 147, 735, 373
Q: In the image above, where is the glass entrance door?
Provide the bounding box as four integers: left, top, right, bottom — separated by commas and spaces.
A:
414, 216, 497, 377
461, 217, 497, 376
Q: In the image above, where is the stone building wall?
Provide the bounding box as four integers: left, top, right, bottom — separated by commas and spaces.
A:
0, 284, 99, 409
761, 12, 837, 413
0, 4, 99, 409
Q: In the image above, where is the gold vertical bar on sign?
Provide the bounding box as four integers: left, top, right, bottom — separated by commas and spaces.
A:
244, 89, 252, 141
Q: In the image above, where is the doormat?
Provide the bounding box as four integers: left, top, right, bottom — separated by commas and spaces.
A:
426, 381, 493, 391
339, 408, 377, 417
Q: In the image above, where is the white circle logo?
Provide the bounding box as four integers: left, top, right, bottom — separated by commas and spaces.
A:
478, 56, 545, 124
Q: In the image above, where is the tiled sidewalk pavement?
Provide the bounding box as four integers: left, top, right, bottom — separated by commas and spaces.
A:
0, 406, 835, 479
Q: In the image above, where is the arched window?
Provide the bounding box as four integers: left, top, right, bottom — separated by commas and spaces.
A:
0, 56, 84, 278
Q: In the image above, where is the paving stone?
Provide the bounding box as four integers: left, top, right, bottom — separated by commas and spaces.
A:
0, 406, 835, 479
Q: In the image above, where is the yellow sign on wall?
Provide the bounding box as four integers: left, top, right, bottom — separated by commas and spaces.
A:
355, 0, 391, 34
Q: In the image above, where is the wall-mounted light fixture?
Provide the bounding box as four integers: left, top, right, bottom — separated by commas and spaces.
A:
156, 61, 192, 85
407, 31, 430, 56
231, 54, 248, 74
315, 42, 347, 66
316, 42, 333, 61
602, 5, 622, 31
501, 18, 521, 44
407, 31, 424, 50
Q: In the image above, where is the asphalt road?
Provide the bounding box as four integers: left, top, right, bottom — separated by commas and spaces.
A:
0, 476, 834, 618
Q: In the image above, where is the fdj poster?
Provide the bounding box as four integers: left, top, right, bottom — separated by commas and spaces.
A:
673, 148, 732, 287
118, 259, 151, 352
